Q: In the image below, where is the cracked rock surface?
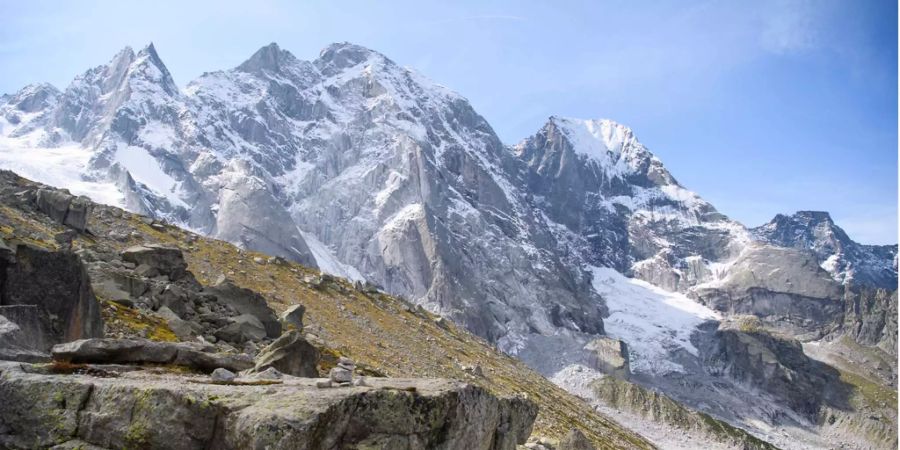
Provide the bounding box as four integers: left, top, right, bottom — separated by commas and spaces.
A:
0, 361, 537, 450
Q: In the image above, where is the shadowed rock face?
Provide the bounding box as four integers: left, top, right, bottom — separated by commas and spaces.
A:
208, 279, 282, 339
121, 244, 189, 280
0, 306, 52, 362
841, 288, 898, 356
704, 321, 850, 418
0, 361, 537, 450
1, 245, 103, 345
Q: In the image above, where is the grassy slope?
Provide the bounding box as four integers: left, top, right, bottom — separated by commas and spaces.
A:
0, 173, 654, 450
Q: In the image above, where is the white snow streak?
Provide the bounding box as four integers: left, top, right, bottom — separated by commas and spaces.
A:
588, 266, 720, 375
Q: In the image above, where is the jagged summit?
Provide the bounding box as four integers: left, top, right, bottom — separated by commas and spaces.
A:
3, 83, 60, 112
138, 42, 160, 59
547, 116, 641, 159
314, 41, 404, 79
772, 210, 835, 224
753, 210, 898, 288
237, 42, 301, 74
518, 115, 681, 190
757, 211, 856, 247
130, 43, 179, 96
135, 43, 166, 71
65, 43, 178, 97
110, 45, 136, 64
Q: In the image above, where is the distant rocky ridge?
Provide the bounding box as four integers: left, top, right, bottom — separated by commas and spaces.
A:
1, 42, 895, 352
753, 210, 898, 289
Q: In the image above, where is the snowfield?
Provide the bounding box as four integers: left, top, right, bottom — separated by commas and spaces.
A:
0, 131, 124, 207
588, 266, 720, 375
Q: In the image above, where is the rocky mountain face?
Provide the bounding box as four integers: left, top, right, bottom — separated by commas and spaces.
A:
513, 116, 749, 292
0, 171, 651, 449
1, 43, 611, 356
1, 42, 897, 450
753, 211, 898, 289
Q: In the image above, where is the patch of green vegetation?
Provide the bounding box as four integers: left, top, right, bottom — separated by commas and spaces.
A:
735, 315, 763, 333
101, 300, 178, 342
124, 421, 150, 449
839, 368, 897, 412
698, 411, 777, 449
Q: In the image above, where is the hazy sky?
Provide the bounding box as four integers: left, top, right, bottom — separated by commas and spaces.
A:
1, 0, 897, 243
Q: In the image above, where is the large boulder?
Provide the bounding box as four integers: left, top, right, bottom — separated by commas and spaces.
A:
51, 338, 254, 373
155, 306, 195, 340
253, 330, 319, 377
214, 314, 267, 344
583, 337, 630, 379
121, 244, 188, 281
558, 428, 596, 450
279, 304, 305, 331
34, 188, 93, 232
0, 312, 51, 362
208, 279, 281, 338
1, 244, 104, 344
0, 361, 537, 450
88, 269, 148, 307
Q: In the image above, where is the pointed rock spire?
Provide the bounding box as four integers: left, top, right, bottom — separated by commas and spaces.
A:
131, 42, 179, 96
237, 42, 299, 74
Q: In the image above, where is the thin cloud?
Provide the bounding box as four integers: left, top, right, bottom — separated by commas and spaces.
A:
417, 14, 527, 26
759, 0, 821, 54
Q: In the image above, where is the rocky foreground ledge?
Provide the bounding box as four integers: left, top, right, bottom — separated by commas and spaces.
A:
0, 360, 537, 450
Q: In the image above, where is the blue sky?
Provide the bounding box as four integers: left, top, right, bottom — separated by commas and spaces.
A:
1, 0, 897, 243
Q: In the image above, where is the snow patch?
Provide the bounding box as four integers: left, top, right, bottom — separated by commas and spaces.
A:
0, 133, 124, 207
138, 121, 177, 149
299, 230, 365, 282
588, 266, 720, 375
114, 145, 187, 208
549, 364, 607, 400
820, 254, 840, 274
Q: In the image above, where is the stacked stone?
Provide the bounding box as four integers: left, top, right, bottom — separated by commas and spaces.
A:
330, 357, 355, 385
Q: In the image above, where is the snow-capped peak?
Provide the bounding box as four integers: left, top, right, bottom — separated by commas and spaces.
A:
539, 115, 677, 186
4, 83, 60, 113
237, 42, 301, 74
550, 116, 639, 159
129, 43, 179, 96
316, 42, 390, 74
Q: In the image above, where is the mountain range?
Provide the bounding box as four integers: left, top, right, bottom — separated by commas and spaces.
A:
0, 42, 896, 449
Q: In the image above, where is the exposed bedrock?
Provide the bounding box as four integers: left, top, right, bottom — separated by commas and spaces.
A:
0, 361, 538, 450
